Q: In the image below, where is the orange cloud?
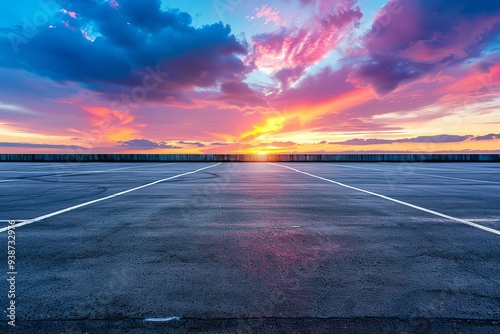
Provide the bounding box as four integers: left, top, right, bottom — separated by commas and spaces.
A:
80, 106, 139, 144
236, 86, 375, 152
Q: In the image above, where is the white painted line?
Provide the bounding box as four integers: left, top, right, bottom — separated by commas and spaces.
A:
3, 163, 174, 174
404, 173, 500, 184
329, 164, 386, 171
467, 219, 499, 222
372, 163, 500, 174
0, 220, 27, 222
270, 163, 500, 236
329, 164, 500, 184
0, 163, 177, 184
144, 316, 181, 322
0, 163, 221, 233
58, 163, 178, 176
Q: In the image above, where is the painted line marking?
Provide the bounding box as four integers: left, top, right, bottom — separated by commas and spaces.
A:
467, 219, 499, 222
2, 163, 175, 175
328, 164, 500, 185
396, 173, 500, 184
0, 163, 177, 184
144, 316, 181, 322
57, 163, 178, 176
270, 163, 500, 236
0, 163, 221, 233
367, 163, 500, 174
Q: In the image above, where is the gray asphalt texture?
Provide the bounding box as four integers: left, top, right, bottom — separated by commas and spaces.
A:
0, 162, 499, 333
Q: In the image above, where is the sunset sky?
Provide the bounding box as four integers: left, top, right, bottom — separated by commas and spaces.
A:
0, 0, 499, 154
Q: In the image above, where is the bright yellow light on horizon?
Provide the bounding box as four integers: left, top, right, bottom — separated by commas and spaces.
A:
241, 116, 287, 139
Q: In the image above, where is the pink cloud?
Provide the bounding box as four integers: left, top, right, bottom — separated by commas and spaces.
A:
60, 9, 77, 19
352, 0, 500, 94
254, 5, 285, 26
110, 0, 119, 9
251, 2, 362, 88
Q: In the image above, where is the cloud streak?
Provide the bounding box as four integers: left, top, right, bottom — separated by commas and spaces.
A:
118, 139, 182, 149
0, 142, 85, 149
251, 1, 362, 88
330, 134, 479, 145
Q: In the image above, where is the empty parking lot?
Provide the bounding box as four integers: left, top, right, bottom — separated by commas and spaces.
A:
1, 162, 499, 333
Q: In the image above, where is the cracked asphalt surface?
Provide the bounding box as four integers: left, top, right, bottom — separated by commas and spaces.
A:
0, 162, 499, 333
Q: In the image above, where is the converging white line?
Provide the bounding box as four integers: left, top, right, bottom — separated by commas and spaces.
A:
144, 316, 181, 322
0, 163, 221, 233
269, 163, 500, 236
2, 163, 176, 176
329, 164, 500, 184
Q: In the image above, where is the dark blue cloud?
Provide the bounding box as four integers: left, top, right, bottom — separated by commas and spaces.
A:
0, 0, 248, 103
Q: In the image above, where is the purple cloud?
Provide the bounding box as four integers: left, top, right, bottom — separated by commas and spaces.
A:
118, 139, 181, 149
251, 2, 362, 88
0, 142, 85, 149
218, 81, 269, 109
351, 0, 500, 94
177, 140, 205, 148
0, 0, 248, 106
330, 134, 474, 145
473, 133, 500, 140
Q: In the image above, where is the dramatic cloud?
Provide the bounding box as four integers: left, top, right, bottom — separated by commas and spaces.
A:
0, 0, 248, 105
0, 0, 499, 154
351, 0, 500, 94
251, 1, 362, 88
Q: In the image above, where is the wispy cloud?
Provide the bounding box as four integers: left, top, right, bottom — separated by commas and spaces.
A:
330, 134, 478, 145
0, 142, 84, 149
252, 5, 285, 26
0, 102, 37, 115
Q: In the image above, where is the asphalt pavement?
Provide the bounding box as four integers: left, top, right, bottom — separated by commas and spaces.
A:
0, 162, 499, 333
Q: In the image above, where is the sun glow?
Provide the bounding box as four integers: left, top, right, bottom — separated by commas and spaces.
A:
241, 116, 287, 139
